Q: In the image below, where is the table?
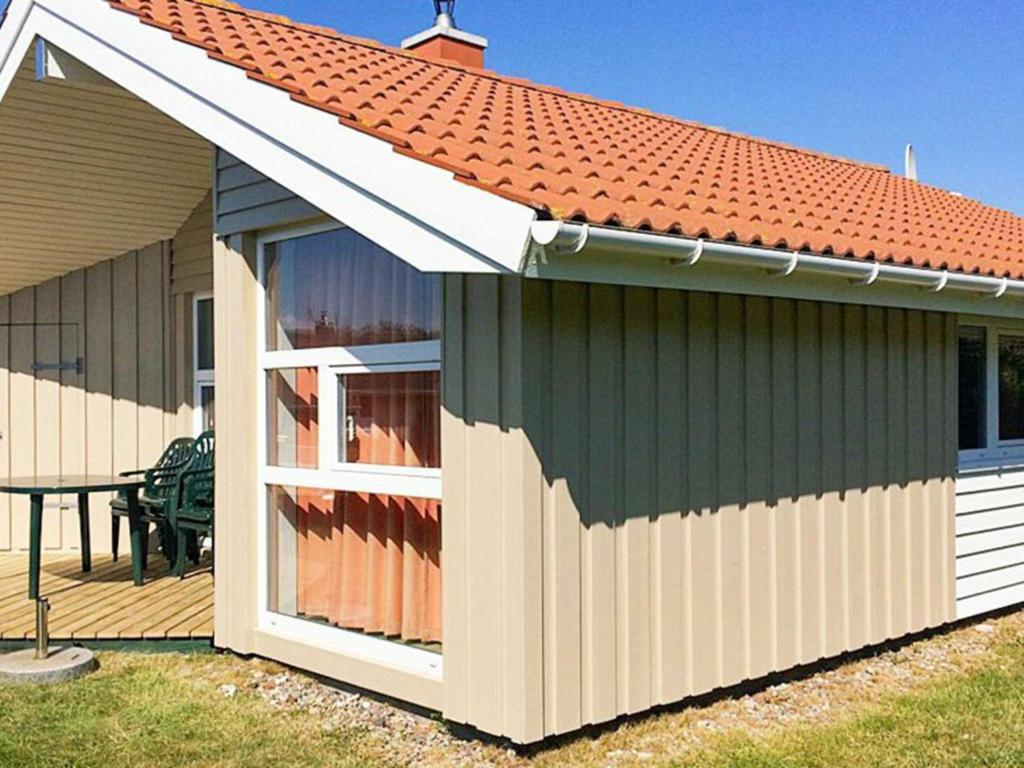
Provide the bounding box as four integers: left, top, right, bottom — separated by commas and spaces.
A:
0, 476, 146, 599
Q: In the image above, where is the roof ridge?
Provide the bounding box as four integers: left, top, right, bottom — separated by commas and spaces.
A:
176, 0, 892, 175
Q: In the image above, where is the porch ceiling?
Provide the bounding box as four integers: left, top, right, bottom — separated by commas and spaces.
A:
0, 44, 212, 295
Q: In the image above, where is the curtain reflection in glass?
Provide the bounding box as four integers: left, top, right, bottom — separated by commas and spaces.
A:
340, 371, 440, 468
265, 228, 441, 351
267, 368, 319, 468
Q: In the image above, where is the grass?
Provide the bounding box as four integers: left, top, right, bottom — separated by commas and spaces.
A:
2, 622, 1024, 767
682, 649, 1024, 768
536, 626, 1024, 767
661, 653, 1024, 768
0, 654, 393, 768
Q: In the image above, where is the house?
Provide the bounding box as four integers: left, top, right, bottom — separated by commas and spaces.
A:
0, 0, 1023, 745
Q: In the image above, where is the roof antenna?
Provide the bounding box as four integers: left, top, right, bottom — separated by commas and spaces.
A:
433, 0, 456, 28
904, 143, 917, 181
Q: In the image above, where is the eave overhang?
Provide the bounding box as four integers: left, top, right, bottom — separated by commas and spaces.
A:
0, 0, 538, 277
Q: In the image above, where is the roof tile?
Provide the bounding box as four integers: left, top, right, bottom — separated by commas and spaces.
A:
106, 0, 1024, 276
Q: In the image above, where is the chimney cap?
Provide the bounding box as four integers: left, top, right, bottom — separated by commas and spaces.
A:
402, 24, 488, 52
402, 1, 488, 66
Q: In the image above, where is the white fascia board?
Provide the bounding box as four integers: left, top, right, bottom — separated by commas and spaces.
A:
0, 0, 34, 99
1, 0, 537, 274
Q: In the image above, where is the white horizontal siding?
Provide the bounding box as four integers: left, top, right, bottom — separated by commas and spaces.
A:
955, 463, 1024, 618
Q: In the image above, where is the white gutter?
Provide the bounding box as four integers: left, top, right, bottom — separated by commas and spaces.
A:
530, 221, 1024, 301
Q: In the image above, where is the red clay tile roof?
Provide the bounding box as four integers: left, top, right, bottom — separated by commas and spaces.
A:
109, 0, 1024, 277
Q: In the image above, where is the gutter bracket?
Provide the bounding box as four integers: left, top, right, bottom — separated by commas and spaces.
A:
851, 262, 881, 286
929, 270, 949, 293
525, 241, 548, 269
672, 238, 703, 267
770, 251, 800, 277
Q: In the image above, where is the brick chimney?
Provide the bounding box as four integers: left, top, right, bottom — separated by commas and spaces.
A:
402, 1, 488, 69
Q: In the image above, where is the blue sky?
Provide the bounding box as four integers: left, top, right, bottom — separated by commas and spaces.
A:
233, 0, 1023, 215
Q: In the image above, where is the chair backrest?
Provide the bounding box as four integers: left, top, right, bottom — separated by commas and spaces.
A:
182, 431, 215, 509
144, 437, 197, 497
190, 431, 215, 473
157, 438, 195, 469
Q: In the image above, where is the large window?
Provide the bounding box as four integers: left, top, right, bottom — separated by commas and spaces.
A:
257, 224, 442, 671
959, 323, 1024, 462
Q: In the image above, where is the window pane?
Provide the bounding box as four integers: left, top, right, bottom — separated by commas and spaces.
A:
267, 485, 441, 648
959, 326, 987, 450
339, 370, 440, 468
265, 228, 441, 351
267, 368, 318, 468
1000, 335, 1024, 442
196, 298, 214, 371
200, 385, 215, 433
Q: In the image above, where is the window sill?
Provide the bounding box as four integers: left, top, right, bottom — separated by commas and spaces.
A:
958, 448, 1024, 474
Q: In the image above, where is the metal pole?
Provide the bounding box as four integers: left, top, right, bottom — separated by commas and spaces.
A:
35, 597, 49, 660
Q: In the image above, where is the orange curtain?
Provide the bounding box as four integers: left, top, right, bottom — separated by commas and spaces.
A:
293, 492, 442, 643
290, 370, 442, 644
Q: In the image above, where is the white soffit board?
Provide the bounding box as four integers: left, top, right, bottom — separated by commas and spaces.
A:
0, 0, 538, 274
0, 46, 211, 294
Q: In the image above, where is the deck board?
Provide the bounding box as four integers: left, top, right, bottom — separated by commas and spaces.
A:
0, 554, 212, 641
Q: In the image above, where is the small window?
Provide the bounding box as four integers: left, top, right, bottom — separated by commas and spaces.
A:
199, 384, 215, 433
999, 335, 1024, 441
958, 323, 1024, 460
959, 326, 987, 451
196, 297, 215, 372
193, 294, 215, 437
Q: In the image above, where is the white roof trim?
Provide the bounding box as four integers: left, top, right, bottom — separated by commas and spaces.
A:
0, 0, 537, 274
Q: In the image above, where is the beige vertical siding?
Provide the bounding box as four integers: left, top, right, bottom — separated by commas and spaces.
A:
0, 242, 191, 553
172, 192, 214, 296
212, 233, 259, 654
442, 275, 958, 742
169, 191, 215, 437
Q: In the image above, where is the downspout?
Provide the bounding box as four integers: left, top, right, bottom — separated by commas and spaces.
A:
530, 221, 1024, 300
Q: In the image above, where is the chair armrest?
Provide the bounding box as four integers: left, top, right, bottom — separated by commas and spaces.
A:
180, 468, 214, 480
180, 468, 215, 508
118, 469, 147, 478
146, 462, 192, 487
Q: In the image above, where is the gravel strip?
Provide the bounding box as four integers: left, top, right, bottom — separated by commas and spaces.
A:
217, 610, 1024, 766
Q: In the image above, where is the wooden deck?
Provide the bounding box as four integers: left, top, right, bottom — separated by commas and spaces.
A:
0, 553, 213, 641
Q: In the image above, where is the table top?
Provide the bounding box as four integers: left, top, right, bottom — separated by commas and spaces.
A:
0, 475, 145, 494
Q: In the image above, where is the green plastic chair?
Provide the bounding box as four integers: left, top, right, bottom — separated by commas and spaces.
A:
110, 437, 195, 563
169, 432, 215, 578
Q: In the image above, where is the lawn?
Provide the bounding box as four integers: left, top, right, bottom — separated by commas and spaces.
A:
0, 653, 394, 768
1, 615, 1023, 767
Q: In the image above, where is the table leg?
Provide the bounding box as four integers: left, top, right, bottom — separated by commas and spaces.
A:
77, 493, 92, 573
28, 494, 43, 600
127, 488, 144, 587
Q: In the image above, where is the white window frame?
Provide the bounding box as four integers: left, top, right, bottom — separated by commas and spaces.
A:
193, 291, 215, 436
958, 316, 1024, 470
255, 221, 443, 680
